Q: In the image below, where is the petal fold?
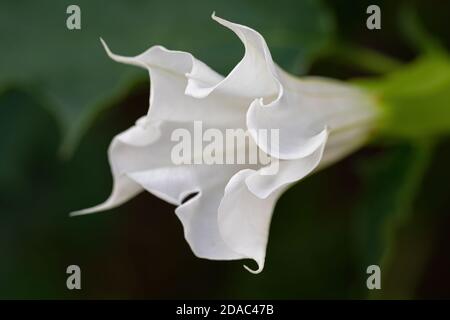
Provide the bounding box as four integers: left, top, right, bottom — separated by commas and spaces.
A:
74, 15, 380, 274
218, 169, 284, 273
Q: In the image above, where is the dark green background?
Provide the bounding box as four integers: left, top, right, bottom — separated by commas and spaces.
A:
0, 0, 449, 298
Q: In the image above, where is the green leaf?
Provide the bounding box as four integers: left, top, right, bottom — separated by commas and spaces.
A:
398, 4, 446, 55
0, 88, 137, 298
0, 0, 333, 156
354, 141, 434, 298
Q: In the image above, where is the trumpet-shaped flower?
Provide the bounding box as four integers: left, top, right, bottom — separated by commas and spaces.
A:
73, 14, 379, 273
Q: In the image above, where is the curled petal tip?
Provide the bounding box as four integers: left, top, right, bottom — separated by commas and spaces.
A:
99, 37, 118, 61
244, 263, 263, 274
211, 12, 226, 24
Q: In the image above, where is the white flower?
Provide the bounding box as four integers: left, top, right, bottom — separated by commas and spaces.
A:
72, 14, 379, 273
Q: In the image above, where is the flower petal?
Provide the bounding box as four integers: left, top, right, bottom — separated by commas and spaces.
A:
218, 169, 285, 273
247, 75, 378, 160
74, 117, 252, 258
70, 176, 142, 216
175, 185, 244, 260
185, 13, 280, 100
100, 38, 246, 127
216, 131, 329, 272
74, 16, 380, 273
76, 39, 269, 260
70, 119, 159, 216
245, 129, 328, 199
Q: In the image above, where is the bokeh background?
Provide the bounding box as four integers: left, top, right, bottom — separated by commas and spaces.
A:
1, 0, 449, 299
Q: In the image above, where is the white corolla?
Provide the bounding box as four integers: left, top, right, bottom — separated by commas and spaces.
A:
73, 14, 379, 273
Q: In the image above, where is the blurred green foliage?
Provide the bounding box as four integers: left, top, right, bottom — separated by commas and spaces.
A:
0, 0, 449, 299
0, 0, 332, 156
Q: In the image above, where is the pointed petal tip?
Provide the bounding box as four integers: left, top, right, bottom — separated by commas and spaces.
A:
69, 202, 114, 217
99, 37, 119, 61
69, 211, 84, 218
98, 38, 145, 67
69, 208, 95, 217
99, 37, 111, 54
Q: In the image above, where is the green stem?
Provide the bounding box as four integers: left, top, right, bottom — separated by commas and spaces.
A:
328, 42, 403, 74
